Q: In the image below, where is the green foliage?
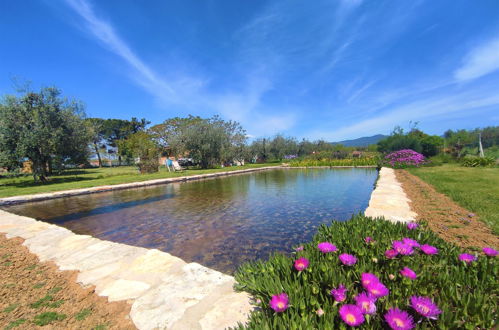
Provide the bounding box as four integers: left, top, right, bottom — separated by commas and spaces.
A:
4, 318, 26, 329
289, 158, 378, 167
118, 132, 160, 173
377, 128, 443, 157
460, 156, 495, 167
32, 312, 67, 326
2, 303, 19, 313
234, 215, 498, 329
0, 87, 90, 182
29, 295, 64, 308
75, 308, 92, 321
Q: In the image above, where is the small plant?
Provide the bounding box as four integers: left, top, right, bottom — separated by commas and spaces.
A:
30, 295, 64, 308
460, 156, 495, 167
2, 303, 19, 313
75, 308, 92, 321
32, 282, 45, 289
33, 312, 67, 326
234, 215, 497, 329
4, 318, 26, 330
383, 149, 426, 168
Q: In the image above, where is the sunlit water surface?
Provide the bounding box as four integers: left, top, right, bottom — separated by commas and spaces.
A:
4, 168, 377, 274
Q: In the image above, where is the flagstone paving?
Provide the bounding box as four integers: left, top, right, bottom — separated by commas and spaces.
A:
0, 209, 253, 329
365, 167, 418, 223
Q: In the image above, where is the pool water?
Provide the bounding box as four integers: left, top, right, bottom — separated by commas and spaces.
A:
4, 168, 377, 274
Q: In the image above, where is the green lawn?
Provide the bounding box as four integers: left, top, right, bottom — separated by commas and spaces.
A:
408, 164, 499, 234
0, 163, 280, 198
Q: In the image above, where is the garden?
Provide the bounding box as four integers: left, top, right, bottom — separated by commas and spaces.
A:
234, 215, 498, 329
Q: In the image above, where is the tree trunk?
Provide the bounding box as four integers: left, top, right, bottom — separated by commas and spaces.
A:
94, 143, 102, 167
118, 155, 122, 166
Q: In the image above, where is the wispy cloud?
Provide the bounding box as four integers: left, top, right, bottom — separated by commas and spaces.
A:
454, 36, 499, 81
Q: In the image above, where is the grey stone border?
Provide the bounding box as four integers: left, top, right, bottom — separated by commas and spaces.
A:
364, 167, 417, 223
0, 166, 280, 206
0, 209, 253, 329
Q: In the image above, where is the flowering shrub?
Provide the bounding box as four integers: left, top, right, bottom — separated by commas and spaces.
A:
289, 158, 379, 167
234, 215, 497, 329
383, 149, 426, 168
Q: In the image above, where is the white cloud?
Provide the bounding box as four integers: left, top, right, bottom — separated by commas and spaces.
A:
454, 37, 499, 81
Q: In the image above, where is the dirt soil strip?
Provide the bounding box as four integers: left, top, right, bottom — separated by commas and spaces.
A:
0, 234, 136, 330
396, 170, 498, 250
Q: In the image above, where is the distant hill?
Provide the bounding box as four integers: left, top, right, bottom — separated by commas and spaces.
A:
331, 134, 388, 147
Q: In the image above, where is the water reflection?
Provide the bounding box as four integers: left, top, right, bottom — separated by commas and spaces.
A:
4, 168, 377, 274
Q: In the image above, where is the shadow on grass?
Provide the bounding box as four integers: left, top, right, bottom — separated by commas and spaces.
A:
0, 176, 94, 189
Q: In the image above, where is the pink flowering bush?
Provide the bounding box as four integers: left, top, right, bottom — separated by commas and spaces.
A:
235, 215, 497, 329
383, 149, 426, 168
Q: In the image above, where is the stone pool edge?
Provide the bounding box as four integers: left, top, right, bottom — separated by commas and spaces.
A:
0, 166, 281, 206
364, 167, 417, 223
0, 209, 253, 329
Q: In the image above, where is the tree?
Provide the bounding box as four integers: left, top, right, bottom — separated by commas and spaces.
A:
118, 132, 160, 173
0, 87, 90, 182
101, 118, 149, 165
85, 118, 106, 167
149, 115, 203, 156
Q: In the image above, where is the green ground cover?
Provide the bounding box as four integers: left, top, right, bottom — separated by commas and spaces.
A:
408, 164, 499, 234
235, 215, 498, 329
0, 163, 279, 198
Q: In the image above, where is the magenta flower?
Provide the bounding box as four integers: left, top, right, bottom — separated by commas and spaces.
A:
354, 292, 377, 315
365, 281, 390, 298
459, 253, 477, 264
410, 296, 442, 319
330, 284, 347, 302
339, 253, 357, 266
385, 249, 399, 259
294, 257, 309, 271
339, 304, 365, 327
483, 247, 498, 257
295, 245, 304, 252
365, 236, 375, 244
384, 308, 415, 330
361, 273, 380, 289
400, 267, 417, 280
269, 293, 289, 312
402, 238, 420, 248
420, 244, 438, 255
392, 241, 414, 255
407, 222, 419, 230
317, 242, 337, 253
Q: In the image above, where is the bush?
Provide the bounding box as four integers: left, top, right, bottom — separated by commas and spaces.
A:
461, 156, 495, 167
234, 215, 498, 329
289, 158, 378, 167
382, 149, 426, 168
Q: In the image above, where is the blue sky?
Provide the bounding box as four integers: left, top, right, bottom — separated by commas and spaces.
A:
1, 0, 499, 140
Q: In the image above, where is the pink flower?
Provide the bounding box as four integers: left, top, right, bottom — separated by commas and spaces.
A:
459, 253, 477, 264
400, 267, 417, 280
339, 253, 357, 266
385, 249, 398, 259
392, 240, 414, 255
354, 292, 377, 314
269, 293, 289, 312
365, 281, 390, 298
361, 273, 380, 289
402, 238, 420, 248
295, 245, 304, 252
483, 247, 498, 257
385, 308, 415, 330
420, 244, 438, 255
330, 284, 347, 302
339, 304, 365, 327
407, 222, 419, 230
317, 242, 337, 253
365, 236, 375, 244
294, 257, 309, 271
316, 308, 324, 316
410, 296, 442, 320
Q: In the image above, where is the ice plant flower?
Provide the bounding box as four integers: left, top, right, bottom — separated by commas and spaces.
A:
294, 257, 309, 271
365, 236, 374, 244
400, 267, 417, 280
410, 296, 442, 319
354, 292, 377, 315
269, 293, 289, 312
361, 273, 380, 289
483, 247, 498, 257
384, 308, 415, 330
420, 244, 438, 255
317, 242, 337, 253
402, 238, 420, 248
339, 253, 357, 266
459, 253, 477, 264
316, 308, 324, 316
385, 249, 398, 259
339, 304, 365, 327
295, 245, 304, 252
392, 241, 414, 255
330, 284, 347, 302
365, 281, 390, 298
407, 222, 419, 230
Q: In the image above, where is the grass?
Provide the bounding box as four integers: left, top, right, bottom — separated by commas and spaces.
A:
75, 308, 92, 321
32, 312, 67, 326
4, 318, 26, 329
408, 164, 499, 234
0, 163, 279, 198
2, 303, 19, 313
